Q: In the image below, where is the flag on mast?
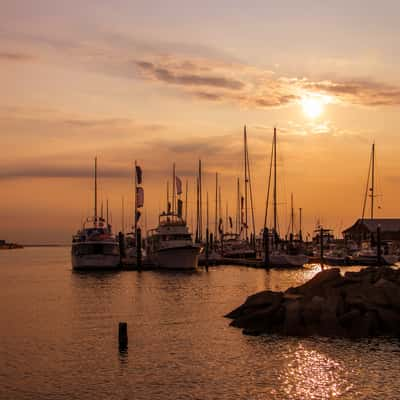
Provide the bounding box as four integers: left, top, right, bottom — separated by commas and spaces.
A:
176, 176, 182, 195
135, 165, 142, 184
136, 187, 144, 208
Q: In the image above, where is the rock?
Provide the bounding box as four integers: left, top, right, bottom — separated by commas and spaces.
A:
374, 278, 400, 311
284, 300, 304, 336
225, 290, 282, 319
339, 309, 361, 327
375, 307, 400, 335
227, 266, 400, 338
230, 300, 283, 331
302, 296, 324, 325
243, 290, 283, 309
296, 268, 342, 297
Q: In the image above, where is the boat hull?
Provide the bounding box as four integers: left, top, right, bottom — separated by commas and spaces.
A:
71, 254, 121, 270
152, 246, 200, 270
267, 253, 308, 268
350, 254, 398, 266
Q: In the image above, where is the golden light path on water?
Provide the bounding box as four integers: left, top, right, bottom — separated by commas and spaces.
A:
279, 344, 352, 399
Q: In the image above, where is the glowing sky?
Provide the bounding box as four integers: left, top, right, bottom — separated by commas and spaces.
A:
2, 0, 400, 243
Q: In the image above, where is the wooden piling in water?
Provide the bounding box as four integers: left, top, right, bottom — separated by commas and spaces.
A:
320, 227, 324, 270
118, 322, 128, 349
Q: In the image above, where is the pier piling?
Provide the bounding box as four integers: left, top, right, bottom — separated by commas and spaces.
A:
119, 322, 128, 349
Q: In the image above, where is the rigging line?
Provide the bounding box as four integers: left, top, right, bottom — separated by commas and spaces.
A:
264, 138, 274, 229
361, 146, 372, 220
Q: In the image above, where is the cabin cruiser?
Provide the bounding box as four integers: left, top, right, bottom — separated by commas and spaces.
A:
146, 212, 200, 270
71, 157, 120, 270
71, 217, 120, 270
350, 241, 398, 266
220, 233, 256, 258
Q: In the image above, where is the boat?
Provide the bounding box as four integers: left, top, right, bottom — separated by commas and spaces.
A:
262, 128, 308, 268
350, 241, 398, 266
71, 158, 120, 270
221, 233, 256, 258
146, 164, 200, 270
146, 212, 201, 270
348, 143, 398, 266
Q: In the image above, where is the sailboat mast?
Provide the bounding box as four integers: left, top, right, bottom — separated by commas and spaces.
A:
166, 181, 169, 212
106, 199, 109, 227
94, 157, 98, 225
214, 172, 218, 240
244, 125, 248, 241
371, 143, 375, 219
236, 177, 240, 234
185, 180, 188, 222
121, 196, 125, 234
172, 163, 176, 214
134, 160, 137, 234
198, 160, 202, 241
291, 193, 294, 235
273, 127, 277, 236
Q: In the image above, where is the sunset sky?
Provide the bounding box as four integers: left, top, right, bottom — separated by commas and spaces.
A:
2, 0, 400, 243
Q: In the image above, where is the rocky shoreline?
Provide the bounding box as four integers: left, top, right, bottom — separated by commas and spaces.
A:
226, 267, 400, 338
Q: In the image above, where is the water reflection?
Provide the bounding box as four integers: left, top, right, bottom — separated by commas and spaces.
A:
280, 341, 352, 399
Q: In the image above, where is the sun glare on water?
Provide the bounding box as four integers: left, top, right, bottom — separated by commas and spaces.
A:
301, 96, 324, 119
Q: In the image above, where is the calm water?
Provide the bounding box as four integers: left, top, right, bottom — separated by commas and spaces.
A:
0, 247, 399, 400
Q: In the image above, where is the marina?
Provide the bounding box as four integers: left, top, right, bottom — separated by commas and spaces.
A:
3, 2, 400, 399
1, 247, 400, 400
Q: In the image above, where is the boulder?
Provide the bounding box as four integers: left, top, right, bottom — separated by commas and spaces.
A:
227, 266, 400, 338
295, 268, 342, 297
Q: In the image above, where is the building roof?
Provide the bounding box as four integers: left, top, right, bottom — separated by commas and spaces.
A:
343, 218, 400, 234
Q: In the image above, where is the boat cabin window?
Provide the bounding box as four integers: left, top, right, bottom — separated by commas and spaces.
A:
73, 243, 118, 255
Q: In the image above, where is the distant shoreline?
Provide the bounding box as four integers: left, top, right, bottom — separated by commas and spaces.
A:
22, 244, 69, 248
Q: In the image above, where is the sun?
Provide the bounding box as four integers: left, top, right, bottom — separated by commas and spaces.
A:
301, 96, 324, 119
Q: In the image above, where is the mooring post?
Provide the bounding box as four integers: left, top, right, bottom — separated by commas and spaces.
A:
320, 227, 324, 270
210, 233, 214, 252
136, 227, 142, 271
376, 225, 382, 266
118, 322, 128, 349
263, 228, 269, 269
205, 227, 209, 271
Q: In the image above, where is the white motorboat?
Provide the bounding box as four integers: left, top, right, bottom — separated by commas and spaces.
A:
72, 220, 120, 270
71, 157, 120, 270
221, 233, 256, 259
146, 212, 200, 270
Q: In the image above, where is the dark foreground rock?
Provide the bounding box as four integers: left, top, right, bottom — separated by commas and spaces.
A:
225, 267, 400, 338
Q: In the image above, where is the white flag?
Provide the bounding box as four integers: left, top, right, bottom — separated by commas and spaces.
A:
136, 187, 144, 208
176, 176, 182, 195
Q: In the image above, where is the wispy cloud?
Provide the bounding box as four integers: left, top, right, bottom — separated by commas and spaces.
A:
0, 51, 35, 62
134, 55, 400, 109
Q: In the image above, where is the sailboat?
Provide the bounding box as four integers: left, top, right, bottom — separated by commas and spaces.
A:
145, 164, 201, 270
220, 126, 256, 259
71, 158, 120, 270
263, 128, 308, 268
350, 143, 398, 266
